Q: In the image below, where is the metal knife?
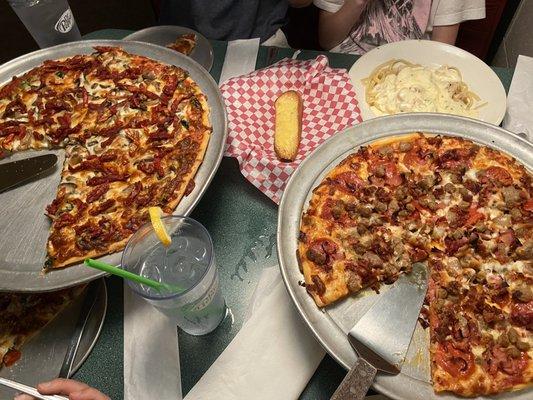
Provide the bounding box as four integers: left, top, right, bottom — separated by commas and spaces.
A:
331, 263, 429, 400
0, 154, 58, 193
58, 280, 99, 378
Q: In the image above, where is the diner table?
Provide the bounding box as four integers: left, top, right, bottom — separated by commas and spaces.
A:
70, 29, 515, 400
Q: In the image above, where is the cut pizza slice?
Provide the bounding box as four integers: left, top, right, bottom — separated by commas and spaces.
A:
0, 286, 85, 368
298, 137, 422, 307
167, 33, 197, 56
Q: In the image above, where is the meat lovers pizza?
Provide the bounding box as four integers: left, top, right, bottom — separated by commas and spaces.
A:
298, 133, 532, 397
0, 46, 212, 269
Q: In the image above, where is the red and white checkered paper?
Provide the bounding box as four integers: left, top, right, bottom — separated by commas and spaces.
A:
220, 55, 362, 204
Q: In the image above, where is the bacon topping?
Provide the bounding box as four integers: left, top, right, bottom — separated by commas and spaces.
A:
86, 173, 128, 186
86, 184, 110, 203
89, 199, 115, 216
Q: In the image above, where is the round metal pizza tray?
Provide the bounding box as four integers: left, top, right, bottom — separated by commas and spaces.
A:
0, 279, 107, 398
124, 25, 214, 71
0, 40, 228, 292
277, 113, 533, 400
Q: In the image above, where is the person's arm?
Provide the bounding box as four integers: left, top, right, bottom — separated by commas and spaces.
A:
288, 0, 313, 7
14, 379, 109, 400
318, 0, 371, 50
431, 24, 460, 45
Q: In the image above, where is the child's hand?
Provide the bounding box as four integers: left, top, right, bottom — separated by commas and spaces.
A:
14, 379, 110, 400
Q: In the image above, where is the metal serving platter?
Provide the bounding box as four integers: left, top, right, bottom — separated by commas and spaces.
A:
0, 279, 107, 398
277, 113, 532, 400
124, 25, 214, 71
0, 40, 228, 291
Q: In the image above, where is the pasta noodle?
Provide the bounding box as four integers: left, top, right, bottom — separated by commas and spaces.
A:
363, 59, 484, 117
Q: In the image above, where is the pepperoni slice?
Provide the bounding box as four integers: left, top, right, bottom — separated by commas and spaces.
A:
511, 301, 533, 328
3, 349, 21, 367
464, 205, 484, 226
403, 147, 427, 167
499, 230, 518, 247
305, 238, 340, 272
332, 171, 363, 194
482, 166, 513, 186
382, 162, 402, 187
435, 342, 475, 378
523, 198, 533, 213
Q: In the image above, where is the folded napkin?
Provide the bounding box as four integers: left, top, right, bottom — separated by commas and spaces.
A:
123, 284, 181, 400
221, 57, 362, 204
219, 38, 260, 84
184, 266, 326, 400
503, 55, 533, 141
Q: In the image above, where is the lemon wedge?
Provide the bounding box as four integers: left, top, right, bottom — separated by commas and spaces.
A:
148, 207, 171, 247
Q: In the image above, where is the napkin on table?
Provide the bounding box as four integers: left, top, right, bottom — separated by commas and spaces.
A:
184, 266, 326, 400
503, 55, 533, 141
123, 284, 182, 400
219, 38, 260, 84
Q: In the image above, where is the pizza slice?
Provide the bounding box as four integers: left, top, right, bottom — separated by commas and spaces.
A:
167, 33, 197, 56
44, 92, 212, 269
0, 286, 84, 368
298, 136, 422, 306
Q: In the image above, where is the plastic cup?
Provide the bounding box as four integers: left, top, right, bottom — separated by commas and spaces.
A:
121, 216, 227, 335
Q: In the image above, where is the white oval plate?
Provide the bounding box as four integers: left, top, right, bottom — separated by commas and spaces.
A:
349, 40, 507, 125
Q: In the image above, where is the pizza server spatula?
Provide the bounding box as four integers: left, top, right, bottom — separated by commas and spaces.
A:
331, 263, 429, 400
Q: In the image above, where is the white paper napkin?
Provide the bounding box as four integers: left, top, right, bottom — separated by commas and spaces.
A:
123, 284, 181, 400
184, 266, 326, 400
218, 38, 260, 84
503, 55, 533, 141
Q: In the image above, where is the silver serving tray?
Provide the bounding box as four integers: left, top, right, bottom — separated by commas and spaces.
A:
124, 26, 214, 72
277, 113, 532, 400
0, 279, 107, 398
0, 40, 228, 291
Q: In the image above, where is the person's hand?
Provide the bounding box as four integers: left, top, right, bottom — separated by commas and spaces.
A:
14, 379, 109, 400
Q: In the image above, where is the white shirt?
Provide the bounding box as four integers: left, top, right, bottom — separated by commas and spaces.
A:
314, 0, 486, 31
313, 0, 485, 54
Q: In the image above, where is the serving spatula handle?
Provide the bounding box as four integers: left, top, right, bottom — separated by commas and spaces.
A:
330, 357, 377, 400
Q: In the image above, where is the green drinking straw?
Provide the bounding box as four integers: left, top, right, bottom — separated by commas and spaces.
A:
84, 259, 184, 293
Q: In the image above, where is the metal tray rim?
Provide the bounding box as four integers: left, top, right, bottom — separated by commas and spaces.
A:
277, 113, 532, 400
70, 278, 108, 375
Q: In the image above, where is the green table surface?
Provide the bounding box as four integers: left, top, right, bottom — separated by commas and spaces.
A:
73, 29, 514, 400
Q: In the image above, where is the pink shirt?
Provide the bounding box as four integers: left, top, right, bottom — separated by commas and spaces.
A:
314, 0, 485, 54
